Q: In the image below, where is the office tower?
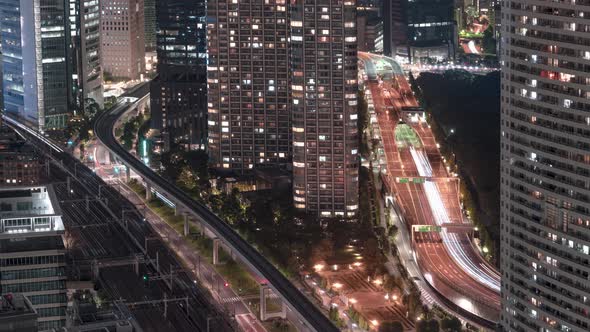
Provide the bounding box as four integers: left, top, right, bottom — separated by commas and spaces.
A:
70, 0, 104, 109
0, 186, 67, 330
406, 0, 455, 62
290, 1, 359, 218
100, 0, 145, 80
382, 0, 455, 62
151, 0, 207, 150
382, 0, 407, 57
357, 14, 383, 53
0, 0, 73, 130
0, 294, 38, 332
144, 0, 156, 50
500, 1, 590, 331
207, 0, 291, 170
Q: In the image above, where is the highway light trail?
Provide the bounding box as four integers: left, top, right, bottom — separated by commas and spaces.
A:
3, 115, 64, 153
410, 147, 501, 292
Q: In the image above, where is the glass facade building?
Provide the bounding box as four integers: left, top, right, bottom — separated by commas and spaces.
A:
70, 0, 104, 109
0, 0, 73, 129
500, 1, 590, 331
290, 0, 359, 217
151, 0, 208, 150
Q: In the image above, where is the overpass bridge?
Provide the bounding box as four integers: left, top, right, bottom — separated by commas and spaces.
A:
93, 86, 338, 332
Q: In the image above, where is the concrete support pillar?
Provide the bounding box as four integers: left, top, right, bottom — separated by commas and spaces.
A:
125, 166, 131, 182
260, 285, 268, 321
146, 183, 152, 201
259, 284, 286, 321
200, 221, 205, 236
175, 205, 179, 216
92, 259, 99, 281
134, 256, 139, 275
212, 238, 220, 265
184, 214, 190, 237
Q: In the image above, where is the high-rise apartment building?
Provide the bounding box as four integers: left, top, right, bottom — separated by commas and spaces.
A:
0, 186, 67, 331
290, 1, 359, 217
151, 0, 207, 150
0, 0, 73, 130
500, 1, 590, 331
207, 0, 291, 171
100, 0, 145, 80
207, 1, 359, 217
70, 0, 104, 109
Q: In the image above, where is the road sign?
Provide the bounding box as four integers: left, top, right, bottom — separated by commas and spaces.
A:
416, 225, 442, 233
396, 177, 426, 184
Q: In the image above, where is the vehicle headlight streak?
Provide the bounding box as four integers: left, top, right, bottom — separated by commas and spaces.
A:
3, 115, 64, 153
410, 147, 501, 292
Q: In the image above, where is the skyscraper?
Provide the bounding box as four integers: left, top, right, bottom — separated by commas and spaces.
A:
0, 0, 73, 130
500, 1, 590, 331
150, 0, 207, 150
144, 0, 156, 51
100, 0, 145, 80
207, 0, 291, 171
70, 0, 104, 109
290, 1, 359, 217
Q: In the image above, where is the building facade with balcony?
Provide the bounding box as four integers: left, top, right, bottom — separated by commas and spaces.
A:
207, 0, 291, 171
290, 0, 359, 218
500, 1, 590, 331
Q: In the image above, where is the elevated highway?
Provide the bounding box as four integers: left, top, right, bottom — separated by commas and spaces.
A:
94, 86, 338, 332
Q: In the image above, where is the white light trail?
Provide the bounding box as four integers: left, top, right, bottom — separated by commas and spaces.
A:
3, 115, 64, 153
410, 147, 501, 292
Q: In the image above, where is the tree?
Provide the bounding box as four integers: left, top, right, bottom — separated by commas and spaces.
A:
464, 6, 478, 25
177, 166, 198, 191
416, 319, 440, 332
388, 224, 399, 238
482, 25, 496, 55
379, 321, 404, 332
440, 316, 462, 332
84, 98, 101, 119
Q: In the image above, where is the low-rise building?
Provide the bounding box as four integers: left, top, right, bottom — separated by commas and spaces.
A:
0, 186, 67, 330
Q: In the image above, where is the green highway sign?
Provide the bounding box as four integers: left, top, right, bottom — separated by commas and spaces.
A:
417, 225, 442, 233
397, 177, 426, 184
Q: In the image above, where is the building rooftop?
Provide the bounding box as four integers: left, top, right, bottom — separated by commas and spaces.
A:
0, 185, 64, 236
0, 293, 37, 321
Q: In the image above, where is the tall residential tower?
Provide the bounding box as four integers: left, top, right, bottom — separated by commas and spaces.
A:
500, 1, 590, 331
290, 0, 359, 218
207, 0, 359, 217
207, 0, 291, 170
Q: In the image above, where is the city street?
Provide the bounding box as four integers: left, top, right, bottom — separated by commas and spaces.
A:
359, 52, 501, 325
